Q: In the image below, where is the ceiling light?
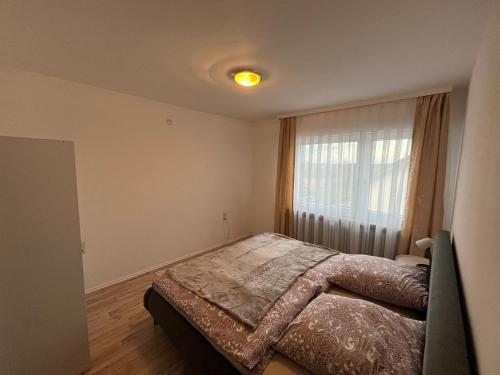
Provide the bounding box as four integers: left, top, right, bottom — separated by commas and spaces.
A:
233, 70, 262, 87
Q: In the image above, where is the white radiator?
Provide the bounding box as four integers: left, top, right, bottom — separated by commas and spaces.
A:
293, 211, 400, 259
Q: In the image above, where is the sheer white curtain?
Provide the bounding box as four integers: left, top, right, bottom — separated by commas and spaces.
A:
293, 99, 416, 258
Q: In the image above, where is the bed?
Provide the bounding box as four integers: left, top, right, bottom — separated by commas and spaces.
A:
143, 230, 471, 375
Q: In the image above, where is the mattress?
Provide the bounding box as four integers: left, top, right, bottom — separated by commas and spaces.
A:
150, 236, 424, 374
152, 276, 423, 375
144, 230, 470, 375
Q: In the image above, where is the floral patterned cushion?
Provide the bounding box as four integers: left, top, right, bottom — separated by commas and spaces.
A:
275, 293, 425, 375
330, 254, 429, 311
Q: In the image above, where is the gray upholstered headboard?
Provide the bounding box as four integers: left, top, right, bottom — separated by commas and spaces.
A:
422, 230, 471, 375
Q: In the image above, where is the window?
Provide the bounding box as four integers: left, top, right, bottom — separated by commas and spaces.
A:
293, 99, 416, 234
295, 136, 359, 214
369, 135, 412, 218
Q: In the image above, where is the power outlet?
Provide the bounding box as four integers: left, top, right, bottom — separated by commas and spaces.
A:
222, 212, 228, 221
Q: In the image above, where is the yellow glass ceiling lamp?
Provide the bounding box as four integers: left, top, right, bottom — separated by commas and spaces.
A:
233, 70, 262, 87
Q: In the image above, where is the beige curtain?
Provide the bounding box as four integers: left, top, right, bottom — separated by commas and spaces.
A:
400, 93, 450, 256
274, 117, 296, 236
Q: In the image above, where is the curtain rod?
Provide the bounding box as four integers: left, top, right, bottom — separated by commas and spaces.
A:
276, 85, 453, 119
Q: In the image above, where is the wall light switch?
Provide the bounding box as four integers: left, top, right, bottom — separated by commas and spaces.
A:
222, 212, 228, 221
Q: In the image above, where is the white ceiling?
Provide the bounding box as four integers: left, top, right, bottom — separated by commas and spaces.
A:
0, 0, 491, 121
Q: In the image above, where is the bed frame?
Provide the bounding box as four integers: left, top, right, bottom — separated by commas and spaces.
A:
143, 230, 472, 374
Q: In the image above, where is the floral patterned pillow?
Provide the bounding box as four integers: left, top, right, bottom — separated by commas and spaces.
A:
330, 254, 429, 311
275, 293, 425, 375
303, 254, 346, 292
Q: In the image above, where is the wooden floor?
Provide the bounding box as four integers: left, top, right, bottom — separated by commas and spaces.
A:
82, 270, 198, 375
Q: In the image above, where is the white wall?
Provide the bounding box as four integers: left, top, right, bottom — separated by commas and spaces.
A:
451, 3, 500, 374
444, 87, 468, 230
0, 66, 253, 291
251, 120, 280, 234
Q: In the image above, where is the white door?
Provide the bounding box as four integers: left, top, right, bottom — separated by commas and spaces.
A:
0, 136, 90, 374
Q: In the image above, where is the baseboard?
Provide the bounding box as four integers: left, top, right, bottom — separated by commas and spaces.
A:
85, 233, 252, 294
